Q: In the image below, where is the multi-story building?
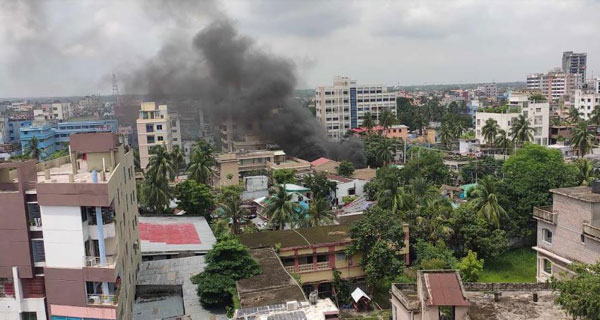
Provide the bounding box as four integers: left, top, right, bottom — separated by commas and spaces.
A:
476, 83, 498, 97
0, 116, 9, 144
0, 132, 140, 320
8, 119, 33, 144
220, 118, 272, 153
562, 51, 587, 80
35, 103, 74, 122
573, 89, 600, 120
527, 71, 581, 101
136, 102, 181, 170
532, 185, 600, 282
315, 76, 398, 140
475, 93, 550, 145
19, 120, 118, 160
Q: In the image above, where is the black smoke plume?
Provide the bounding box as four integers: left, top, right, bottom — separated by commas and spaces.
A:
127, 18, 366, 167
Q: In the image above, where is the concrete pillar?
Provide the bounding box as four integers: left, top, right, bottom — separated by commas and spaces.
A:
12, 267, 23, 303
95, 207, 107, 266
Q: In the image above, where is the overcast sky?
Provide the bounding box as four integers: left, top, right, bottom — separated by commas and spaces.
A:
1, 0, 600, 98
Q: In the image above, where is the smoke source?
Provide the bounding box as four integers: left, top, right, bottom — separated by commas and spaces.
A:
127, 18, 366, 167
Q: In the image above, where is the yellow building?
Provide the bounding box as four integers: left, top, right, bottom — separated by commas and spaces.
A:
238, 224, 409, 296
136, 102, 181, 170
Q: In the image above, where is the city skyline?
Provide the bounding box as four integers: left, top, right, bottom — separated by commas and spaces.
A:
2, 0, 600, 98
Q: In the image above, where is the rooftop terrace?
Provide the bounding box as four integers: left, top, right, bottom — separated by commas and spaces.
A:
237, 225, 351, 249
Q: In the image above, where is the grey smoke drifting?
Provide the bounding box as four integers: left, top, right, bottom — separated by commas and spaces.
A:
128, 19, 366, 166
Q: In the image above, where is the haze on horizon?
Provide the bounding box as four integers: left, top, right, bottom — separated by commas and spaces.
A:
1, 0, 600, 98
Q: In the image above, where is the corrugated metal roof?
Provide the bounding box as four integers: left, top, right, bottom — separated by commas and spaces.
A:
424, 272, 470, 307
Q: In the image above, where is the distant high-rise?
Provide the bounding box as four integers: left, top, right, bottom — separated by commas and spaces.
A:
315, 76, 398, 140
562, 51, 587, 79
136, 102, 181, 170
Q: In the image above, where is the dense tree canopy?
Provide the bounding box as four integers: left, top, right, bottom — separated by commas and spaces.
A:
174, 179, 215, 218
551, 262, 600, 319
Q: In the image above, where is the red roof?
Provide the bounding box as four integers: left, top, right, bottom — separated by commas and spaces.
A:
139, 223, 201, 244
425, 272, 470, 306
326, 174, 353, 183
350, 125, 385, 133
311, 157, 332, 166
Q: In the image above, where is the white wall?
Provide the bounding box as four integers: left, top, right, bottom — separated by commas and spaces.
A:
40, 205, 86, 268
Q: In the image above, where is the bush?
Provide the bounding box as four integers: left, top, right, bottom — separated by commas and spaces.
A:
337, 160, 355, 177
414, 240, 458, 269
457, 250, 484, 282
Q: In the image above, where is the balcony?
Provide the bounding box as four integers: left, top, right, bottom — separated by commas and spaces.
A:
284, 262, 331, 274
84, 255, 117, 268
316, 262, 330, 270
29, 217, 43, 231
583, 223, 600, 241
88, 222, 116, 240
533, 206, 557, 224
87, 294, 117, 306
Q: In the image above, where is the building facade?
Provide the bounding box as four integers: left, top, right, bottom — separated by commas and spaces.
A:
532, 186, 600, 282
315, 76, 398, 140
0, 132, 140, 320
573, 89, 600, 120
526, 71, 581, 101
8, 119, 33, 144
136, 102, 181, 170
562, 51, 587, 80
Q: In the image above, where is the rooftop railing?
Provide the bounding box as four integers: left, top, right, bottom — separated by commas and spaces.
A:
87, 294, 117, 306
84, 255, 116, 268
533, 206, 557, 224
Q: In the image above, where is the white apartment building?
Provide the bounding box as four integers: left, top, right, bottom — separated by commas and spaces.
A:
573, 89, 600, 120
476, 93, 549, 145
527, 71, 581, 101
315, 76, 398, 140
476, 83, 498, 97
136, 102, 181, 170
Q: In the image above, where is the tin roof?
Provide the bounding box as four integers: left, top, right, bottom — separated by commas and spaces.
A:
424, 272, 470, 307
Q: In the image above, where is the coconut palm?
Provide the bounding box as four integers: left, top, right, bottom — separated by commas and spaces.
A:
264, 185, 299, 230
298, 196, 335, 228
481, 118, 500, 145
187, 141, 215, 184
392, 187, 417, 214
414, 197, 454, 242
570, 121, 595, 157
142, 145, 174, 214
216, 187, 247, 234
590, 105, 600, 126
375, 139, 396, 166
452, 121, 465, 139
146, 144, 176, 182
379, 109, 397, 131
362, 112, 376, 134
25, 136, 41, 160
568, 107, 583, 124
469, 176, 506, 227
575, 159, 596, 186
438, 124, 454, 150
509, 114, 534, 144
170, 145, 185, 177
494, 129, 511, 155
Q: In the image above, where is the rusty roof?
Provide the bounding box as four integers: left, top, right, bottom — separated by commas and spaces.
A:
424, 272, 470, 307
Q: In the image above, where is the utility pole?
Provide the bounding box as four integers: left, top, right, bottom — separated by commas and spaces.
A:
112, 73, 120, 107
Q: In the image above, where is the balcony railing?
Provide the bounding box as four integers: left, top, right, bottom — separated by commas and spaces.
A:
316, 262, 331, 270
583, 223, 600, 241
533, 206, 557, 224
284, 265, 295, 274
297, 264, 314, 273
87, 294, 117, 306
84, 255, 116, 268
29, 218, 42, 228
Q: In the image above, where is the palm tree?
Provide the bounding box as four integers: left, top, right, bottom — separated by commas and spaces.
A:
146, 145, 176, 182
362, 112, 376, 134
170, 145, 185, 177
187, 141, 215, 184
494, 129, 510, 155
568, 107, 583, 124
375, 139, 396, 166
481, 119, 499, 146
414, 197, 454, 242
392, 187, 417, 213
299, 196, 335, 228
216, 187, 247, 234
439, 124, 453, 150
570, 121, 595, 157
379, 109, 397, 132
452, 121, 465, 139
264, 185, 299, 230
26, 136, 41, 160
142, 145, 175, 214
575, 158, 596, 186
509, 114, 534, 144
590, 105, 600, 126
470, 176, 506, 227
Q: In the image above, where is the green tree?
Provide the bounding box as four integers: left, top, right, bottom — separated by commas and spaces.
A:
133, 148, 141, 171
331, 268, 351, 307
215, 185, 247, 234
170, 145, 185, 177
509, 114, 534, 144
571, 121, 595, 157
379, 109, 397, 131
469, 176, 507, 227
298, 196, 334, 228
551, 262, 600, 319
494, 129, 511, 155
439, 123, 454, 150
414, 239, 458, 270
402, 148, 449, 185
375, 138, 396, 166
174, 180, 215, 218
361, 112, 376, 133
187, 140, 215, 184
529, 92, 547, 102
347, 206, 406, 292
337, 160, 355, 177
273, 169, 296, 184
568, 107, 582, 124
141, 145, 175, 214
590, 105, 600, 126
500, 144, 578, 237
482, 118, 500, 145
575, 158, 597, 186
191, 236, 261, 307
303, 172, 336, 200
264, 185, 299, 230
457, 250, 484, 282
25, 136, 41, 160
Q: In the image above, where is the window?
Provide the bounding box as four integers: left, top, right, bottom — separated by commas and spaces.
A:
439, 306, 455, 320
31, 240, 45, 263
156, 124, 163, 130
542, 228, 552, 243
157, 136, 164, 142
20, 312, 37, 320
543, 259, 552, 274
581, 234, 585, 243
147, 135, 155, 144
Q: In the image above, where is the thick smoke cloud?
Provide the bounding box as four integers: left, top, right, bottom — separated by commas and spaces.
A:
128, 18, 366, 166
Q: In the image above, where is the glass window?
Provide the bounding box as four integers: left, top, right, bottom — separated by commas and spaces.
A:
156, 124, 163, 130
543, 259, 552, 274
147, 136, 155, 144
543, 229, 552, 243
157, 136, 164, 141
21, 313, 37, 320
439, 306, 455, 320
